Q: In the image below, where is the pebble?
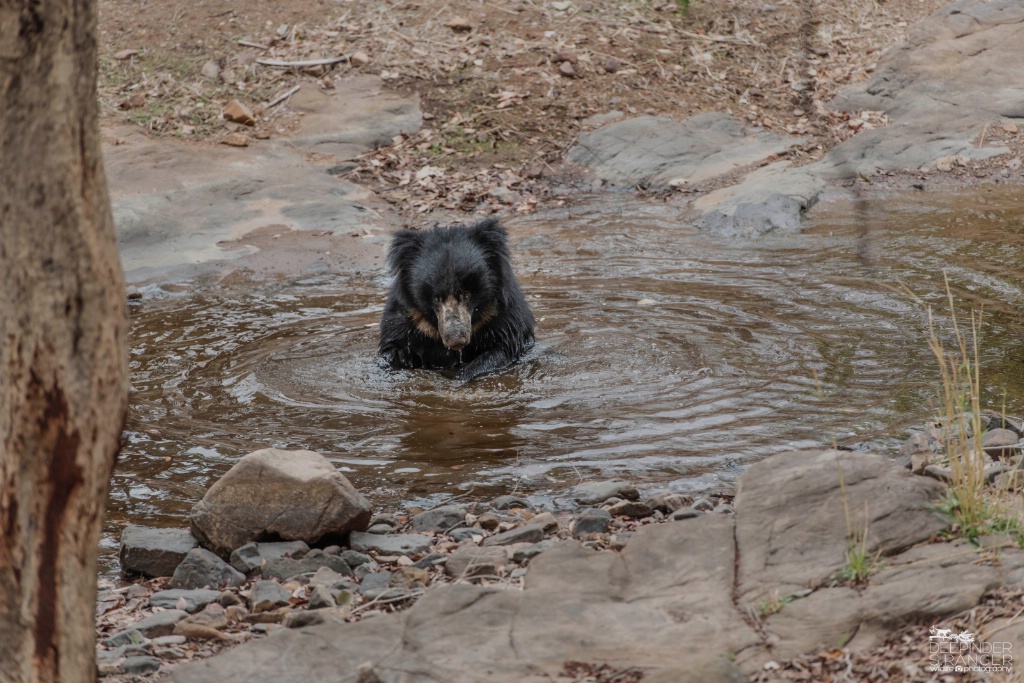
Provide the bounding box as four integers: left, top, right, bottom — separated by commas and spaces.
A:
262, 553, 353, 581
571, 480, 639, 505
221, 133, 249, 147
200, 60, 220, 80
340, 550, 374, 567
349, 532, 433, 557
126, 610, 189, 638
230, 540, 309, 574
307, 584, 336, 609
350, 51, 371, 67
512, 539, 556, 563
671, 508, 701, 521
103, 629, 146, 648
366, 523, 395, 535
444, 16, 473, 32
359, 571, 393, 593
149, 588, 221, 613
448, 527, 485, 542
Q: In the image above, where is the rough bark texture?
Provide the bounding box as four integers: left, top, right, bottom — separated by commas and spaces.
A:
0, 2, 128, 682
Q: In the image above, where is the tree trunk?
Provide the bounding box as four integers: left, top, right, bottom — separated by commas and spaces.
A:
0, 1, 129, 681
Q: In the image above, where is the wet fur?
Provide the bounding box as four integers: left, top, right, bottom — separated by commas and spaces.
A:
379, 218, 535, 381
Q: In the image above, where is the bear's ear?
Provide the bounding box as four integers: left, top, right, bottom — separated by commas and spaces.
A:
468, 218, 510, 259
387, 230, 424, 274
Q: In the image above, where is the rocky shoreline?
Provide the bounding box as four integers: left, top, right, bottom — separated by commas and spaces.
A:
97, 420, 1024, 682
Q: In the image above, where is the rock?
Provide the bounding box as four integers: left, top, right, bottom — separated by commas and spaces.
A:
307, 584, 337, 609
487, 186, 519, 204
230, 540, 310, 575
572, 509, 611, 537
103, 629, 145, 648
444, 16, 472, 32
340, 550, 373, 567
511, 539, 556, 563
358, 571, 392, 593
736, 449, 948, 601
309, 566, 356, 591
449, 528, 485, 542
569, 114, 800, 192
350, 51, 371, 68
221, 133, 249, 147
483, 514, 555, 547
122, 656, 162, 675
190, 448, 372, 557
607, 500, 654, 519
218, 591, 243, 607
127, 610, 189, 638
671, 508, 701, 520
558, 62, 576, 78
149, 589, 222, 614
200, 60, 220, 80
445, 545, 508, 578
552, 51, 578, 64
412, 553, 446, 569
1003, 121, 1019, 134
391, 567, 431, 589
490, 495, 530, 510
120, 526, 199, 578
983, 428, 1021, 459
570, 480, 639, 505
171, 549, 246, 590
261, 553, 352, 581
251, 580, 293, 612
475, 512, 501, 531
645, 492, 692, 513
411, 505, 466, 533
365, 524, 393, 535
223, 100, 255, 126
691, 498, 714, 512
349, 532, 433, 557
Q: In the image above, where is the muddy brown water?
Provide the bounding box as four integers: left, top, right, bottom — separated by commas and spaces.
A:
102, 187, 1024, 571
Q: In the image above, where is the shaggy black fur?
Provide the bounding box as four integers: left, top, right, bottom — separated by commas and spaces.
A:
378, 218, 535, 381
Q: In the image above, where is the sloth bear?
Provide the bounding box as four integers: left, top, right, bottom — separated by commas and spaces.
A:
379, 218, 535, 382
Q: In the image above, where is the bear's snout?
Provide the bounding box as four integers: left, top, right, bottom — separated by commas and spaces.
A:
437, 296, 472, 351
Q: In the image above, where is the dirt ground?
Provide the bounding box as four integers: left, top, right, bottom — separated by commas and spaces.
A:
98, 0, 951, 219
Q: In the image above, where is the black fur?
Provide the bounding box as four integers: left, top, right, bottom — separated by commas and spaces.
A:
379, 218, 535, 381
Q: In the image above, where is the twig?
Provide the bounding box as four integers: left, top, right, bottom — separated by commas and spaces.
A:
256, 55, 349, 68
265, 85, 301, 109
237, 40, 270, 50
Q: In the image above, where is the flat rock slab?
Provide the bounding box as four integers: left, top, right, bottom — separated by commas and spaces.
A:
171, 448, 1024, 682
104, 75, 419, 282
119, 525, 199, 578
171, 516, 759, 683
567, 113, 801, 189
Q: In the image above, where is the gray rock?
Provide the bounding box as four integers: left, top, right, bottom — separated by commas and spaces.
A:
339, 550, 373, 567
171, 549, 246, 590
691, 498, 714, 512
307, 584, 337, 609
261, 553, 353, 581
217, 591, 243, 608
475, 512, 501, 531
189, 448, 372, 557
448, 528, 485, 542
569, 479, 639, 505
412, 553, 447, 569
411, 507, 468, 532
607, 500, 655, 519
671, 508, 701, 521
445, 545, 508, 578
103, 629, 146, 648
645, 492, 692, 513
127, 610, 189, 638
365, 524, 394, 534
368, 513, 399, 528
358, 571, 392, 593
120, 526, 199, 578
568, 113, 800, 190
230, 540, 309, 574
251, 580, 292, 613
482, 515, 555, 547
283, 610, 325, 629
572, 509, 612, 537
490, 495, 530, 510
149, 589, 222, 614
512, 539, 557, 564
122, 656, 162, 675
349, 532, 433, 557
735, 449, 947, 601
309, 566, 356, 591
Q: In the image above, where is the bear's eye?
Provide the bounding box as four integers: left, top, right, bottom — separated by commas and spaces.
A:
460, 291, 472, 302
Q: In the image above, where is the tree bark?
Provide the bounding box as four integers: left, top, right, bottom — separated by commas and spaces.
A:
0, 1, 128, 682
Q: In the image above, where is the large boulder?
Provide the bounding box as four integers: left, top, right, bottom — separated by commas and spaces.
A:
190, 449, 372, 556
